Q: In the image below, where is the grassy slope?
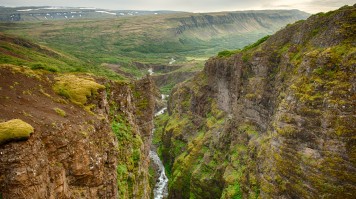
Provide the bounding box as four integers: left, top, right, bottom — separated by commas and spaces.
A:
0, 10, 309, 84
0, 33, 125, 80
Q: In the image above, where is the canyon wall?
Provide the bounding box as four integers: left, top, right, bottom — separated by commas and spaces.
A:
156, 5, 355, 198
0, 65, 155, 198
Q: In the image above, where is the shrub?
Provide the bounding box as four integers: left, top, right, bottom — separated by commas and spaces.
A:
30, 62, 59, 72
54, 108, 66, 117
218, 50, 240, 57
242, 35, 270, 51
0, 119, 34, 144
53, 75, 105, 106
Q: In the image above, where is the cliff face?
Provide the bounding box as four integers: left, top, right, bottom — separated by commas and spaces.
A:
0, 65, 155, 198
156, 5, 355, 199
172, 10, 309, 38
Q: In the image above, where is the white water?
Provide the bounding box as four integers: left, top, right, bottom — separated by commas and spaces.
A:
148, 68, 154, 75
169, 58, 176, 65
155, 107, 167, 117
150, 103, 168, 199
149, 150, 168, 199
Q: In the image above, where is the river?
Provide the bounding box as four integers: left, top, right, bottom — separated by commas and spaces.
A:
150, 106, 169, 199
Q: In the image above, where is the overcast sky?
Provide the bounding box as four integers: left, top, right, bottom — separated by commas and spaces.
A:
0, 0, 354, 13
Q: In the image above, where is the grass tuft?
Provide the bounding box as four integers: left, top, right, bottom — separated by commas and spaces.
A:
54, 108, 66, 117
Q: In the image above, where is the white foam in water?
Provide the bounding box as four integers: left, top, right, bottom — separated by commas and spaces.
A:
155, 108, 167, 117
148, 68, 154, 75
150, 150, 169, 199
150, 108, 169, 198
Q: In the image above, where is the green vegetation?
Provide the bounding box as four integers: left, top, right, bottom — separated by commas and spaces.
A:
218, 35, 270, 57
106, 82, 147, 199
0, 33, 125, 80
30, 62, 59, 72
53, 108, 66, 117
111, 112, 143, 197
218, 49, 241, 57
0, 10, 305, 94
53, 74, 105, 106
242, 35, 270, 51
0, 119, 34, 144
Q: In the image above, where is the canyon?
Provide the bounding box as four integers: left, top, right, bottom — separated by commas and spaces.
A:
0, 4, 355, 199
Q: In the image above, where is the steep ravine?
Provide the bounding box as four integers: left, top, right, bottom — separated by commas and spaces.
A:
0, 65, 156, 198
155, 5, 355, 199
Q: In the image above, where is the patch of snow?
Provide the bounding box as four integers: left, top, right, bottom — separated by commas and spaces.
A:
95, 10, 116, 15
79, 7, 97, 10
43, 7, 63, 10
17, 9, 37, 12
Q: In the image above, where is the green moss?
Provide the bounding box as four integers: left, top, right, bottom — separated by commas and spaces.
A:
30, 62, 59, 72
218, 50, 241, 57
238, 124, 258, 136
53, 108, 66, 117
0, 119, 34, 144
53, 74, 105, 106
217, 35, 270, 58
242, 35, 270, 52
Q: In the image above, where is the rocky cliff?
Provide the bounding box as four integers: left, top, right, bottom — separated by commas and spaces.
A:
0, 63, 155, 198
155, 5, 355, 198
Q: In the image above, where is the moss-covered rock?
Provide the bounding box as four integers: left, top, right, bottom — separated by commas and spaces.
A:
53, 74, 105, 106
0, 119, 34, 144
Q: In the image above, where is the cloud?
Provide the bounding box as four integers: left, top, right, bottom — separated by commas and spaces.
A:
0, 0, 354, 13
262, 0, 354, 13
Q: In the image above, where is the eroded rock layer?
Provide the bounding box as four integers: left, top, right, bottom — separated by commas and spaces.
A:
0, 65, 155, 198
156, 5, 355, 199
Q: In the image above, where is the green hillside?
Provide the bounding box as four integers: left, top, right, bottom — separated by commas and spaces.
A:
0, 9, 309, 93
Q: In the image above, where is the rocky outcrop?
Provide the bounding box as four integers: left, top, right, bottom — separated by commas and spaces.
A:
0, 65, 155, 198
152, 71, 198, 88
156, 5, 355, 199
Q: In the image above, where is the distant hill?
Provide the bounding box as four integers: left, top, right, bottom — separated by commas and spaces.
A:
0, 8, 310, 93
0, 6, 183, 21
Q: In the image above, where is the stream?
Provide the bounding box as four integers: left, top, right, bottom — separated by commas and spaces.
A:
147, 68, 169, 198
150, 105, 169, 199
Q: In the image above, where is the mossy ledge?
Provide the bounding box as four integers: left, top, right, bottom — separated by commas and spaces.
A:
53, 74, 105, 106
0, 119, 34, 144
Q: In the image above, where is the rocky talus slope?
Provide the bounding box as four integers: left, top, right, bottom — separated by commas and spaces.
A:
155, 5, 355, 199
0, 64, 155, 198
